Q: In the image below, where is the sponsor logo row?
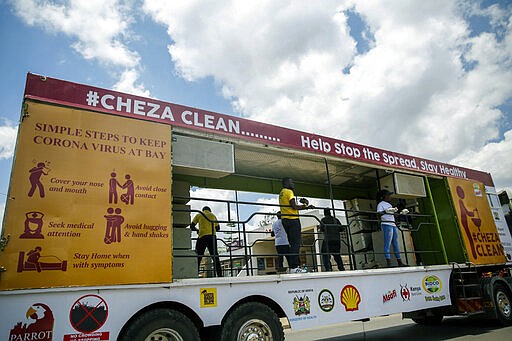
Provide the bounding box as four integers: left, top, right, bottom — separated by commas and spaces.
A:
290, 274, 447, 320
199, 285, 364, 317
292, 284, 363, 318
382, 275, 446, 304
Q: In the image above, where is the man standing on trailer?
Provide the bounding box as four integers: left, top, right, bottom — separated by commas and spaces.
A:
377, 190, 406, 267
271, 211, 291, 273
190, 206, 223, 277
319, 209, 345, 271
279, 177, 313, 273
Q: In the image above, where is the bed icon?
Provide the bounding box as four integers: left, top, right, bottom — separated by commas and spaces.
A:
17, 247, 67, 273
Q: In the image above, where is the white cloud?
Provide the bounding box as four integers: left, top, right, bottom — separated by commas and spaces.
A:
0, 123, 18, 159
249, 197, 279, 230
11, 1, 512, 192
143, 0, 512, 191
189, 187, 236, 222
452, 129, 512, 191
189, 189, 276, 233
12, 0, 147, 95
113, 69, 150, 97
189, 187, 237, 243
143, 1, 354, 119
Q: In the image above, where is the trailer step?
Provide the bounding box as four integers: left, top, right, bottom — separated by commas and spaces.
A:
457, 297, 484, 314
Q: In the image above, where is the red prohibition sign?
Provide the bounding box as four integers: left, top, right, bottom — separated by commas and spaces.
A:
69, 294, 109, 333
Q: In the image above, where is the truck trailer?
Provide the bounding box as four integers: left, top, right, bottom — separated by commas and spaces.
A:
0, 73, 511, 340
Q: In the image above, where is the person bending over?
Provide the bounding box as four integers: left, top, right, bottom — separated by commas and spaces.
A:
190, 206, 222, 277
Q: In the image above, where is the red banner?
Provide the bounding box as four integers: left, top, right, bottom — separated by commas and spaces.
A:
24, 73, 493, 185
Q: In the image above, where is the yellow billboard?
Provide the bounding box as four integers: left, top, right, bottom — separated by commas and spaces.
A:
447, 178, 506, 265
0, 101, 172, 290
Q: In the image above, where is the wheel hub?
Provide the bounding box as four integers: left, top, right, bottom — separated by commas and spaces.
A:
145, 328, 184, 341
237, 319, 272, 341
497, 290, 511, 318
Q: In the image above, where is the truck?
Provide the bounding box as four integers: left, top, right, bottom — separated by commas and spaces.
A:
0, 73, 511, 340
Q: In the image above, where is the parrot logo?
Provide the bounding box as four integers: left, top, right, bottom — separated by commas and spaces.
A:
9, 303, 54, 341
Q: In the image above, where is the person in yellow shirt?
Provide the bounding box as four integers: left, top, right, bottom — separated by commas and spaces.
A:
190, 206, 222, 277
279, 177, 313, 273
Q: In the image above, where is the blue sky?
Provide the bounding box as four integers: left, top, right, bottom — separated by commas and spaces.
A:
1, 0, 512, 227
0, 0, 237, 219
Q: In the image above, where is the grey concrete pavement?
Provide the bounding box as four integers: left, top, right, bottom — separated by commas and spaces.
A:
285, 314, 511, 340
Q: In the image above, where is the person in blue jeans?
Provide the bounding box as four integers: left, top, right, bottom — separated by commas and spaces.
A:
377, 189, 406, 267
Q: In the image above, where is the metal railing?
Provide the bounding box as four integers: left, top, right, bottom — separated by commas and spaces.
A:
172, 196, 442, 278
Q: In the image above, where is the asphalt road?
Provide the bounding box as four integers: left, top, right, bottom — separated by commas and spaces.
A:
285, 314, 511, 340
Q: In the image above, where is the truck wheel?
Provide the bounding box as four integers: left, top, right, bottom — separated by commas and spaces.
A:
120, 308, 200, 341
220, 302, 284, 341
494, 284, 512, 326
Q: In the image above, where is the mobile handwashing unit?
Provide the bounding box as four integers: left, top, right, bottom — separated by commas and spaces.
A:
0, 73, 511, 340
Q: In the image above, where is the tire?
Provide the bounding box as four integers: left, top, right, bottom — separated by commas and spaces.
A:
494, 283, 512, 326
120, 308, 200, 341
411, 314, 443, 325
220, 302, 284, 341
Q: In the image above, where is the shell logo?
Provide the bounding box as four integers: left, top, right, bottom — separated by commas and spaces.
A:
340, 285, 361, 312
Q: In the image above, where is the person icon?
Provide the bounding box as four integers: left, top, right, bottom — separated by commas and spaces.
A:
104, 207, 124, 244
121, 174, 134, 205
111, 208, 124, 243
104, 208, 116, 244
28, 162, 48, 198
26, 246, 42, 272
20, 211, 45, 239
109, 172, 121, 204
456, 186, 478, 259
